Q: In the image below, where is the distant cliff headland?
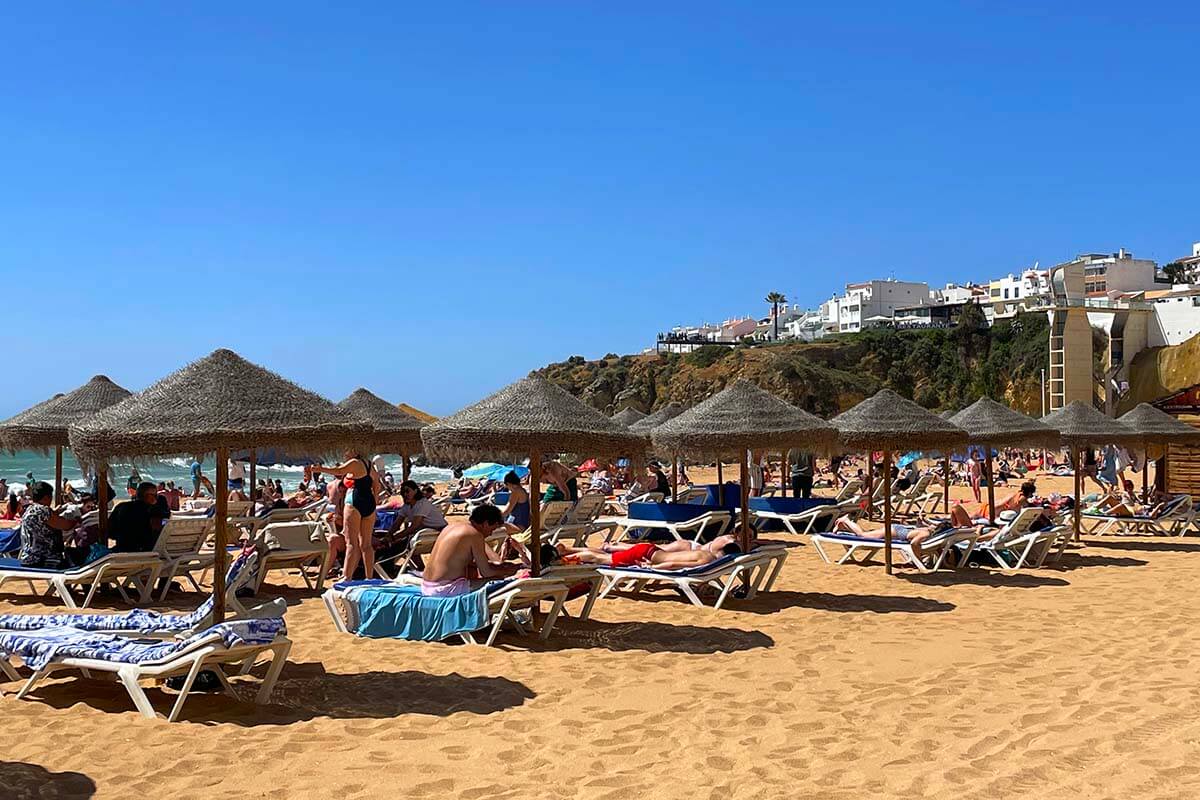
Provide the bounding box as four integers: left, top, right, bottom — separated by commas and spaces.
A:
537, 306, 1051, 417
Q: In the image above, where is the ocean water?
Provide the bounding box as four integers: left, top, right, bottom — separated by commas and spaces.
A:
0, 450, 452, 495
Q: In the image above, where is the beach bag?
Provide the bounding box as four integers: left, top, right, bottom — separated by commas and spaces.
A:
85, 542, 111, 564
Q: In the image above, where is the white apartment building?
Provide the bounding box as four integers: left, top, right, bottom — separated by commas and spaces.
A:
1050, 249, 1166, 295
1144, 285, 1200, 346
783, 309, 826, 341
983, 268, 1051, 323
830, 279, 930, 333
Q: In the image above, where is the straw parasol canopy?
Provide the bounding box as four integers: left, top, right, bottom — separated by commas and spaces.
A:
628, 402, 686, 433
651, 380, 837, 458
1041, 400, 1142, 447
0, 378, 131, 453
69, 349, 372, 466
420, 375, 646, 463
950, 397, 1060, 448
337, 388, 426, 454
611, 407, 647, 427
832, 389, 968, 452
1118, 403, 1200, 446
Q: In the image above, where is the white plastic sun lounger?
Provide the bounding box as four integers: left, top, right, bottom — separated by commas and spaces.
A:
544, 494, 609, 546
0, 620, 290, 722
250, 521, 330, 593
595, 546, 788, 609
0, 552, 165, 609
968, 508, 1065, 571
0, 552, 282, 640
322, 576, 571, 647
598, 510, 732, 546
750, 500, 858, 536
1083, 495, 1194, 537
810, 526, 979, 573
155, 517, 214, 600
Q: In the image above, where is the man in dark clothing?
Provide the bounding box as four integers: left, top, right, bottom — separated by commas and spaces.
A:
788, 449, 814, 499
109, 481, 170, 552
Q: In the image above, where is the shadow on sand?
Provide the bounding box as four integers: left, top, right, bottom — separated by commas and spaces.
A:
1084, 538, 1200, 554
599, 587, 955, 615
524, 618, 774, 654
1052, 553, 1149, 571
4, 665, 534, 727
899, 570, 1070, 589
0, 761, 96, 799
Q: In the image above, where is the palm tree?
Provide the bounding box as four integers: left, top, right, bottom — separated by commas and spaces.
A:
765, 292, 787, 340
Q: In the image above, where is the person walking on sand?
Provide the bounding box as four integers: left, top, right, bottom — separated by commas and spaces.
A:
311, 452, 382, 581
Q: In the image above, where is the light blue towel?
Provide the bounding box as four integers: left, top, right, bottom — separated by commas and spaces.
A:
350, 584, 490, 642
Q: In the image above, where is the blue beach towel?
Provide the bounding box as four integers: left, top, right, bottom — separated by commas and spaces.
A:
348, 584, 491, 641
0, 553, 254, 634
0, 618, 285, 671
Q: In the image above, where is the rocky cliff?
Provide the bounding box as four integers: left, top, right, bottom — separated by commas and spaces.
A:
1119, 331, 1200, 414
537, 307, 1050, 417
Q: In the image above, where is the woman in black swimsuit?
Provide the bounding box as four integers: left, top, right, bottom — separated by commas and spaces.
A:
311, 452, 381, 580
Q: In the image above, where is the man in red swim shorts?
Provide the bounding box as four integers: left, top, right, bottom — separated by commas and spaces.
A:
553, 534, 743, 570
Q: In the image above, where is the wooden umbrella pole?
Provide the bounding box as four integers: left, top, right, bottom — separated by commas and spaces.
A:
985, 449, 996, 526
213, 448, 229, 623
739, 452, 751, 553
672, 456, 679, 502
248, 449, 256, 509
1072, 447, 1081, 542
54, 446, 63, 505
402, 451, 411, 483
716, 460, 724, 505
1142, 448, 1149, 502
943, 456, 950, 515
883, 450, 893, 575
781, 452, 787, 498
866, 455, 874, 521
529, 452, 542, 577
97, 465, 109, 540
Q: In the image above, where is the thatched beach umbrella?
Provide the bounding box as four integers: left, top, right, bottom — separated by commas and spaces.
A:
1118, 403, 1200, 500
832, 389, 968, 573
610, 407, 647, 427
651, 380, 838, 552
338, 388, 427, 482
1042, 400, 1143, 541
0, 376, 132, 507
70, 349, 371, 621
951, 398, 1060, 524
420, 375, 645, 575
630, 402, 688, 499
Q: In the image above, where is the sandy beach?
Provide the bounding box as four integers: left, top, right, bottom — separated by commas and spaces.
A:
3, 472, 1199, 800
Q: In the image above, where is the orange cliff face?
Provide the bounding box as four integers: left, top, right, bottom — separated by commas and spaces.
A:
1121, 331, 1200, 414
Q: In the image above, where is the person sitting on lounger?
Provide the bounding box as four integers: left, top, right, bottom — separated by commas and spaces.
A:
498, 471, 531, 532
1089, 479, 1167, 518
831, 514, 968, 563
18, 482, 79, 570
421, 506, 522, 597
109, 482, 171, 553
552, 534, 743, 570
949, 480, 1037, 527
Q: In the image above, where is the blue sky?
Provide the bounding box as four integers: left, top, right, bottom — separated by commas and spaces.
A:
2, 2, 1196, 416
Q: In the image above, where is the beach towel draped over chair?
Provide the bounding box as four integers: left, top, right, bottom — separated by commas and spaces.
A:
0, 618, 290, 722
323, 576, 572, 647
0, 551, 265, 636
